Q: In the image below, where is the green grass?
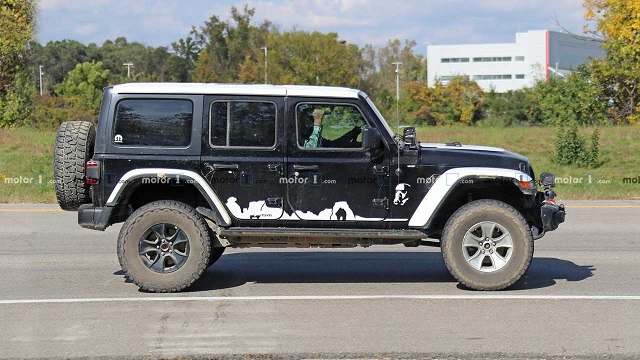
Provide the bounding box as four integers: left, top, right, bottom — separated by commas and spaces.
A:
0, 128, 57, 203
1, 126, 639, 203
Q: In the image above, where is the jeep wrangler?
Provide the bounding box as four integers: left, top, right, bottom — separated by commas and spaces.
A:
53, 83, 565, 292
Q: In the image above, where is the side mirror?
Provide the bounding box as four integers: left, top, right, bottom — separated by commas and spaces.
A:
362, 127, 382, 150
402, 126, 417, 149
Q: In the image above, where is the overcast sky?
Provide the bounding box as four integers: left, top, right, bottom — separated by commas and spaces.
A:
37, 0, 588, 54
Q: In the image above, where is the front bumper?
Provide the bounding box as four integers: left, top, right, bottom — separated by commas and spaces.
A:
541, 202, 565, 232
78, 204, 113, 231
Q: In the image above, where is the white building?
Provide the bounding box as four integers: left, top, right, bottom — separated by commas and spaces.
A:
426, 30, 604, 92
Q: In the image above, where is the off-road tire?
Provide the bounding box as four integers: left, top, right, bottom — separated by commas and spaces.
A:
117, 201, 211, 293
441, 199, 533, 290
208, 247, 226, 268
54, 121, 96, 211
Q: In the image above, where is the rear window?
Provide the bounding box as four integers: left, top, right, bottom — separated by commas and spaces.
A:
113, 99, 193, 147
210, 101, 276, 147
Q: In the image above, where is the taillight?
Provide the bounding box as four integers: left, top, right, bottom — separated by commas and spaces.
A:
85, 160, 100, 185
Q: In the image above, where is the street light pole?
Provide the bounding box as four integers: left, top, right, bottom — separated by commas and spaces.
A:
123, 63, 134, 78
38, 65, 44, 96
260, 47, 268, 84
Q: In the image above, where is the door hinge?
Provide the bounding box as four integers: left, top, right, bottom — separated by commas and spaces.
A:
373, 164, 389, 174
372, 198, 389, 210
265, 197, 283, 208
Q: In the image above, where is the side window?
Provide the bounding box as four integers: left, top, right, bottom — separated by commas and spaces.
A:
113, 99, 193, 147
210, 101, 276, 147
297, 103, 366, 149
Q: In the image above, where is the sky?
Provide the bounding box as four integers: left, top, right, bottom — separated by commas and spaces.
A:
37, 0, 589, 54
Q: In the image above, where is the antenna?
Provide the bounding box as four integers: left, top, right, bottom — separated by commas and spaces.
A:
392, 62, 403, 180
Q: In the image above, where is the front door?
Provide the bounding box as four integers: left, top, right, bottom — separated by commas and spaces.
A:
200, 96, 285, 224
284, 98, 392, 226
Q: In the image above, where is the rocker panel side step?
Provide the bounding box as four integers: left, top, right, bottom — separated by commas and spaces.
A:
217, 227, 427, 240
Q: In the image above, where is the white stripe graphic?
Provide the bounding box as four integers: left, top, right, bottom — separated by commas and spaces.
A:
1, 294, 640, 305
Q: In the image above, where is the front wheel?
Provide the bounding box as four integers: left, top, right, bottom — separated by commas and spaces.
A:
441, 199, 533, 290
117, 201, 211, 292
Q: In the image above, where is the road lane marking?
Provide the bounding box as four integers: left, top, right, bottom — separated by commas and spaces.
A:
0, 209, 62, 212
1, 295, 640, 305
565, 205, 640, 208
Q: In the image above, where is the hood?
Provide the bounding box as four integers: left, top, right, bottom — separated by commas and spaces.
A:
419, 142, 531, 173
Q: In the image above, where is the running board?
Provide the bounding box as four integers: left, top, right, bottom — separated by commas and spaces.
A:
217, 227, 427, 239
216, 227, 428, 248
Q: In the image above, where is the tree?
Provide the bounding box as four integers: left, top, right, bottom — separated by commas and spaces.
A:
359, 39, 427, 122
482, 89, 541, 127
0, 0, 36, 127
171, 35, 200, 81
55, 62, 110, 114
189, 5, 272, 83
265, 30, 361, 86
583, 0, 640, 124
0, 0, 35, 90
402, 76, 485, 126
30, 40, 93, 94
531, 65, 608, 126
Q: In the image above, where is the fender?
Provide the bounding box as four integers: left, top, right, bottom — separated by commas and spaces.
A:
105, 168, 232, 226
408, 167, 534, 228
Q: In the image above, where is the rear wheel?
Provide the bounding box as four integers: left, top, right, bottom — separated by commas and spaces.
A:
441, 199, 533, 290
53, 121, 95, 211
117, 201, 211, 292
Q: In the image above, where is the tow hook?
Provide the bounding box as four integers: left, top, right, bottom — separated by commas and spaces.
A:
539, 172, 566, 232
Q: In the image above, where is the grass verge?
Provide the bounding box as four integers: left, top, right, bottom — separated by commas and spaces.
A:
0, 128, 57, 203
0, 126, 639, 202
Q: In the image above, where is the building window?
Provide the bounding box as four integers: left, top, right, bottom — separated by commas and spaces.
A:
515, 56, 525, 61
472, 57, 512, 62
472, 74, 513, 80
440, 76, 453, 81
441, 57, 469, 63
515, 74, 525, 79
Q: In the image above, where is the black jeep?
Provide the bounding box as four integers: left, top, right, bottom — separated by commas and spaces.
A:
53, 83, 565, 292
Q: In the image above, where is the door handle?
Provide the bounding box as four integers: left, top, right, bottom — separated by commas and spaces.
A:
267, 163, 284, 175
293, 164, 319, 171
212, 163, 239, 171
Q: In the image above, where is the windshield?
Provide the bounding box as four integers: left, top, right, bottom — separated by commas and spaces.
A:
364, 94, 396, 139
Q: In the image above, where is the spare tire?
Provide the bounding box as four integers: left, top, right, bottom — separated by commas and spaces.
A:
54, 121, 96, 211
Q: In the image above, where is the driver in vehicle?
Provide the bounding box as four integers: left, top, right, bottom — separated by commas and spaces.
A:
303, 107, 362, 148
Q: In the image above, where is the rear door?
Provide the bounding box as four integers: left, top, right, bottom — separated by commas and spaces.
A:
200, 96, 286, 225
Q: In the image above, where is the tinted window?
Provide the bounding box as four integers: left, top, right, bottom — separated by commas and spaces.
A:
113, 99, 193, 146
210, 101, 276, 147
210, 102, 228, 147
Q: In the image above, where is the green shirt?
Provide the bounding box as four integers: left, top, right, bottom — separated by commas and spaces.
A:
303, 125, 323, 148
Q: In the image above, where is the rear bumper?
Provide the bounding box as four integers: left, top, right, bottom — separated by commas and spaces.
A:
78, 204, 113, 231
541, 202, 565, 232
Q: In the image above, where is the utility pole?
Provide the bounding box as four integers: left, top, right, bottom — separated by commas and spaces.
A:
38, 66, 44, 96
123, 63, 134, 78
260, 47, 268, 84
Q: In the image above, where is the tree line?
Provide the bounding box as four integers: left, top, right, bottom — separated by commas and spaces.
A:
1, 1, 639, 138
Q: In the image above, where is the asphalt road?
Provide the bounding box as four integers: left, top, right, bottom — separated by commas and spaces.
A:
1, 201, 640, 359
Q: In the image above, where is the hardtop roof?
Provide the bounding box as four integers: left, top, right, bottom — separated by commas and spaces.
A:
110, 83, 363, 99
